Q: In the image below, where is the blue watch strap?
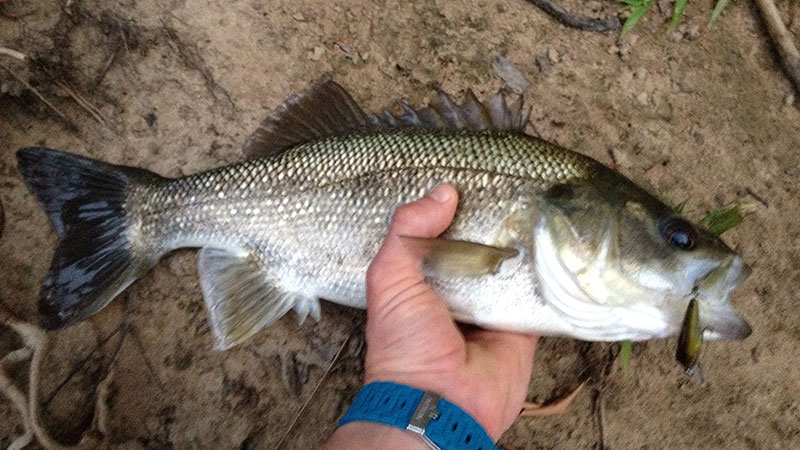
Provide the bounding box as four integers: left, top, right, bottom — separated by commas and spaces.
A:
339, 382, 499, 450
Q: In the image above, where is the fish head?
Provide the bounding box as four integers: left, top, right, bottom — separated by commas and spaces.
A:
537, 169, 751, 341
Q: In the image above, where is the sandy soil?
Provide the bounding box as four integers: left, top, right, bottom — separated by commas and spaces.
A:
1, 0, 799, 448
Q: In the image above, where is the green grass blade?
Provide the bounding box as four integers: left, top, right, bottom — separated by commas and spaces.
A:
673, 199, 689, 215
670, 0, 690, 29
620, 0, 653, 37
709, 0, 731, 25
700, 204, 744, 236
620, 340, 632, 375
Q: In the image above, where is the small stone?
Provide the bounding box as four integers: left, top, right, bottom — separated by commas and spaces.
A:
547, 47, 560, 64
636, 91, 648, 105
634, 67, 648, 80
534, 54, 550, 72
292, 12, 305, 21
656, 0, 672, 16
144, 111, 157, 128
607, 45, 619, 55
586, 0, 602, 12
308, 46, 325, 61
558, 45, 569, 61
785, 93, 795, 106
335, 42, 354, 57
685, 25, 700, 41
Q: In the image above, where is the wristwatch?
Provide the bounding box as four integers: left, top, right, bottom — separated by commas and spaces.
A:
338, 382, 500, 450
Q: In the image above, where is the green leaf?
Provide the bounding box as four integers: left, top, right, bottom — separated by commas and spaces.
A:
670, 0, 689, 29
620, 0, 653, 37
709, 0, 731, 25
700, 204, 744, 236
619, 340, 632, 375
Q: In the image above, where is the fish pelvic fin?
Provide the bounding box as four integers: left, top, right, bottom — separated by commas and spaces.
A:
198, 247, 299, 350
16, 148, 164, 329
243, 77, 531, 159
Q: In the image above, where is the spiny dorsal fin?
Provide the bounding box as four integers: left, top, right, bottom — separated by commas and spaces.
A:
243, 79, 531, 159
365, 87, 530, 132
243, 77, 369, 159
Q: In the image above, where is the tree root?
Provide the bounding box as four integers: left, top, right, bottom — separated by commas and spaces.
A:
522, 0, 620, 32
0, 305, 111, 450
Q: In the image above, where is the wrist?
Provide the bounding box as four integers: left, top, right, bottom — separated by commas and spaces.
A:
319, 421, 429, 450
328, 382, 500, 450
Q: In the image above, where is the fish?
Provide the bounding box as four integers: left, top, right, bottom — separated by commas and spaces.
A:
16, 77, 752, 350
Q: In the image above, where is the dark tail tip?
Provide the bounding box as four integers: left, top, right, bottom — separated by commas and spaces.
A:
17, 147, 158, 329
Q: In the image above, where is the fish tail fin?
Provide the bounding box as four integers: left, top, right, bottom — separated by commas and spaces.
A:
16, 147, 164, 329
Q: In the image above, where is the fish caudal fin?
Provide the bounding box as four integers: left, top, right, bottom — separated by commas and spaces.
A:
16, 148, 163, 329
198, 247, 302, 350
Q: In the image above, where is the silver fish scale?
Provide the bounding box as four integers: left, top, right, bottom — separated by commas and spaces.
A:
134, 130, 594, 309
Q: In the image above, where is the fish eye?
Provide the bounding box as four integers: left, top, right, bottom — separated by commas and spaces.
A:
661, 218, 697, 250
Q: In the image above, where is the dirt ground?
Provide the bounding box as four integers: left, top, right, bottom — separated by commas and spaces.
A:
1, 0, 799, 448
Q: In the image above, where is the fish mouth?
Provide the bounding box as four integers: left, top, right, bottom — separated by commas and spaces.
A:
695, 255, 752, 341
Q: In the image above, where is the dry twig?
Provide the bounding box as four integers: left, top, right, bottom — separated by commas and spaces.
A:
755, 0, 800, 93
0, 47, 26, 61
54, 80, 112, 129
0, 61, 77, 130
273, 331, 353, 449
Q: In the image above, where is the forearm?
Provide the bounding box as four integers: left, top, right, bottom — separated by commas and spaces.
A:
319, 421, 429, 450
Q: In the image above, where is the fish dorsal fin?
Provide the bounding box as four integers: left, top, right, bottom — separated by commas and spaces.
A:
366, 88, 530, 132
243, 79, 531, 159
198, 247, 297, 349
401, 237, 518, 277
243, 77, 369, 159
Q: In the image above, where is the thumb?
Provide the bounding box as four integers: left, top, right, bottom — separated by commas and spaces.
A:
366, 184, 459, 306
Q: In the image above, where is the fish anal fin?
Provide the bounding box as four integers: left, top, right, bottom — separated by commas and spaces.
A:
401, 237, 518, 277
198, 247, 297, 350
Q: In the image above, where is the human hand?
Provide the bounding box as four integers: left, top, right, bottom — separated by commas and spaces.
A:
363, 183, 538, 440
322, 185, 538, 449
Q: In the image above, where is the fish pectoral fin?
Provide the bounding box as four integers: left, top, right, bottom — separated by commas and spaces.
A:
400, 237, 518, 277
198, 247, 297, 350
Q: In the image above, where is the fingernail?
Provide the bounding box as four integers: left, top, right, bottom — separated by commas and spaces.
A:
428, 184, 450, 203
